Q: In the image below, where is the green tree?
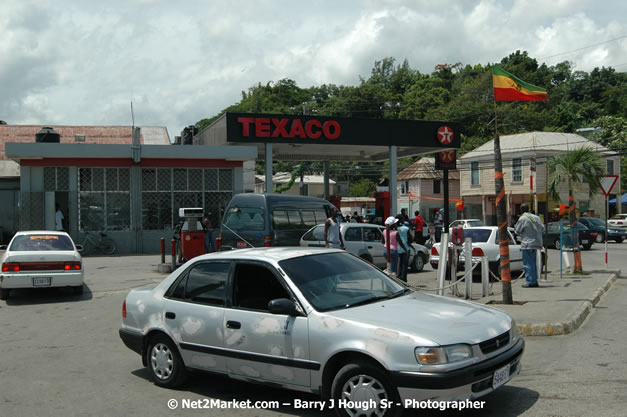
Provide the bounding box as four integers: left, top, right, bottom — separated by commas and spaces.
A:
548, 148, 605, 273
349, 178, 376, 197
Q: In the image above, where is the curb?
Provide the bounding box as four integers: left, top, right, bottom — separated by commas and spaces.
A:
518, 269, 620, 336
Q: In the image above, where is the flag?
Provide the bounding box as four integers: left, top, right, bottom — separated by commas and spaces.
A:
492, 65, 548, 102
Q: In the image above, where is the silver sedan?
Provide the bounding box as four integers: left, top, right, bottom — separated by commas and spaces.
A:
120, 247, 523, 417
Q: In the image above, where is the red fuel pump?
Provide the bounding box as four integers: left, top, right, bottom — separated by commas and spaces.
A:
178, 207, 206, 261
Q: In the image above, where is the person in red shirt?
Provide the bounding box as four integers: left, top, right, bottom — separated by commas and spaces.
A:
413, 210, 425, 244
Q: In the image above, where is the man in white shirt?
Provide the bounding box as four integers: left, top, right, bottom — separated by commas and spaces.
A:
55, 204, 65, 231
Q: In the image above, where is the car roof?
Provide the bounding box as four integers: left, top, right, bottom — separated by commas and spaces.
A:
14, 230, 71, 237
195, 247, 343, 263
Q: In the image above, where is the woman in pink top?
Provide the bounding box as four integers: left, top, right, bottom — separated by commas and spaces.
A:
382, 216, 408, 277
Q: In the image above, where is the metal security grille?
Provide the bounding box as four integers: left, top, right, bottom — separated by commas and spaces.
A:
17, 192, 45, 230
43, 167, 70, 191
78, 168, 131, 231
141, 168, 233, 230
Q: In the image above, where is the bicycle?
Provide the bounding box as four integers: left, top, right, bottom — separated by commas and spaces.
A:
80, 231, 117, 255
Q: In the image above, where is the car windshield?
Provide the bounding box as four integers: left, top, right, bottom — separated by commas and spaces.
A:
466, 220, 484, 227
611, 215, 627, 220
278, 252, 406, 312
462, 228, 492, 242
10, 234, 75, 251
223, 207, 265, 231
302, 225, 325, 241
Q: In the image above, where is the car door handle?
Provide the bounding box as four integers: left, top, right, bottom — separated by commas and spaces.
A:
226, 320, 241, 329
165, 312, 176, 320
367, 246, 373, 249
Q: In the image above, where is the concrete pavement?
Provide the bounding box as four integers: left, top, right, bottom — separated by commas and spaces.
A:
407, 267, 621, 336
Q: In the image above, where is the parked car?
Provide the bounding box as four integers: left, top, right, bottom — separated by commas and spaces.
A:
119, 247, 523, 414
0, 231, 84, 300
608, 214, 627, 229
299, 223, 429, 272
449, 219, 485, 229
430, 226, 523, 276
577, 217, 627, 243
218, 193, 333, 250
544, 221, 597, 250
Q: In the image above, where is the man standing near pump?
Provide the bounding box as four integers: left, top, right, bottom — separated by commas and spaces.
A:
515, 203, 544, 288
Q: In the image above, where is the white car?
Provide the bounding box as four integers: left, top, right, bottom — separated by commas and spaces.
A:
0, 231, 84, 300
449, 219, 485, 229
300, 223, 429, 272
608, 214, 627, 228
430, 226, 523, 276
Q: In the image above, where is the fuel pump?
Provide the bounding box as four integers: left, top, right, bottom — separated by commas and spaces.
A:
177, 207, 206, 262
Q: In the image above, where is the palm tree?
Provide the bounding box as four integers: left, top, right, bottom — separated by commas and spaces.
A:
548, 148, 605, 273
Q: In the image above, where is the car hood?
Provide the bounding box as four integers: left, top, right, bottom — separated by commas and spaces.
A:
328, 291, 512, 346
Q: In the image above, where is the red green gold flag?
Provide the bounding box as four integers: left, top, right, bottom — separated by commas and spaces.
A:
492, 65, 548, 102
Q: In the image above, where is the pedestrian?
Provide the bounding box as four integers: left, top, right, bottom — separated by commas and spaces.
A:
325, 207, 345, 249
413, 210, 425, 244
397, 219, 412, 282
382, 216, 408, 279
400, 208, 410, 224
514, 203, 545, 288
201, 212, 214, 253
434, 208, 444, 243
55, 203, 65, 231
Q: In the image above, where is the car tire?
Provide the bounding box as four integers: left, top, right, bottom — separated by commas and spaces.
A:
554, 240, 561, 250
595, 234, 604, 243
73, 285, 84, 296
615, 238, 624, 243
331, 361, 402, 417
0, 288, 9, 300
411, 254, 425, 272
146, 334, 187, 388
583, 244, 592, 250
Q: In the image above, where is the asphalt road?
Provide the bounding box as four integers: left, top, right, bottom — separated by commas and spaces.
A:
0, 243, 625, 417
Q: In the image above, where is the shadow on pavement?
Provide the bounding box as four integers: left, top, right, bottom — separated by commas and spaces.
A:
4, 284, 93, 305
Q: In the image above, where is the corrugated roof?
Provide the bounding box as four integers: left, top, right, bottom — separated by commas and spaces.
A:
0, 125, 170, 161
460, 131, 613, 159
397, 157, 460, 180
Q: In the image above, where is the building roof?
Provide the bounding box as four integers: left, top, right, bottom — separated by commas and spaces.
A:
460, 131, 615, 160
0, 125, 171, 162
397, 157, 460, 181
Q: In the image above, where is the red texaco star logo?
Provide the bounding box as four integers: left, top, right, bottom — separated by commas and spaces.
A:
437, 126, 454, 145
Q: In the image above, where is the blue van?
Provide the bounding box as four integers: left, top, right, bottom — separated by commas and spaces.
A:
217, 193, 333, 250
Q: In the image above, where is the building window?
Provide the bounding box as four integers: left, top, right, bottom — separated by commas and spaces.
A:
79, 167, 131, 231
512, 158, 522, 182
607, 159, 615, 175
141, 168, 233, 230
471, 162, 480, 185
400, 181, 409, 195
433, 180, 441, 194
44, 167, 70, 191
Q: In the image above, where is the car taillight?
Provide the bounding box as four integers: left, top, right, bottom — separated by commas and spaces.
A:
617, 221, 623, 225
64, 261, 82, 270
2, 263, 20, 272
591, 233, 598, 237
472, 248, 485, 257
122, 300, 127, 318
431, 247, 438, 256
264, 235, 272, 247
215, 234, 222, 252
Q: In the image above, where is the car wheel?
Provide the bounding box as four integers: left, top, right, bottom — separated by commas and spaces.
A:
615, 238, 624, 243
595, 234, 604, 243
146, 334, 187, 388
0, 288, 9, 300
583, 244, 592, 250
73, 285, 84, 295
331, 361, 402, 417
411, 254, 425, 272
554, 240, 561, 250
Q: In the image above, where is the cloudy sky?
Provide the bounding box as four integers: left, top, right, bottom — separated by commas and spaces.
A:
1, 0, 626, 140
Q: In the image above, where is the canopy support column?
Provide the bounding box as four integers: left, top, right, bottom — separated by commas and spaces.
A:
390, 145, 398, 217
265, 143, 272, 193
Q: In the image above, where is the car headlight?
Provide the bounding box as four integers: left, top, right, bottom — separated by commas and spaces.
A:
511, 319, 520, 343
415, 344, 473, 365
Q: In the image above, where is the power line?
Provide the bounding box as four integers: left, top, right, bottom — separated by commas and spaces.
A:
538, 35, 627, 60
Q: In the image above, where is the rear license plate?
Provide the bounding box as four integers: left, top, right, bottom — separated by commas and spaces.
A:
492, 364, 510, 389
32, 277, 51, 287
237, 241, 247, 249
581, 239, 588, 244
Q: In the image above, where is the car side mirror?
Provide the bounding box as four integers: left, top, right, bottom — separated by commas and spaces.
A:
0, 245, 7, 250
268, 298, 301, 316
75, 245, 83, 252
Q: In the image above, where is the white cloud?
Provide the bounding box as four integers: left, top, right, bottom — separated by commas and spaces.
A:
0, 0, 625, 137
